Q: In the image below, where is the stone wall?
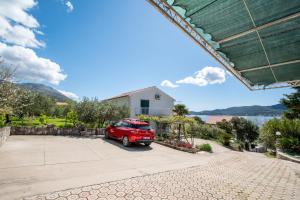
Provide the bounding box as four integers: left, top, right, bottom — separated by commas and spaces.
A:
11, 127, 105, 137
277, 151, 300, 164
0, 127, 10, 147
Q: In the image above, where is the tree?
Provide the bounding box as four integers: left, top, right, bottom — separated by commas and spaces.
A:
27, 93, 55, 116
13, 89, 35, 123
173, 104, 189, 116
231, 117, 259, 149
216, 119, 233, 134
193, 116, 205, 124
98, 102, 129, 128
75, 97, 98, 125
280, 87, 300, 119
260, 118, 300, 153
66, 111, 78, 127
172, 104, 189, 140
0, 62, 17, 113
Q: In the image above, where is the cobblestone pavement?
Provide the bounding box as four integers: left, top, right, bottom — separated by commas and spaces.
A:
24, 152, 300, 200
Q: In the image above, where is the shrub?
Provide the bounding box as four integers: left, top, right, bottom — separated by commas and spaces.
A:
231, 117, 259, 143
38, 114, 48, 125
189, 123, 226, 140
196, 143, 212, 152
260, 118, 300, 153
218, 133, 232, 146
216, 119, 233, 134
278, 137, 300, 153
66, 111, 78, 127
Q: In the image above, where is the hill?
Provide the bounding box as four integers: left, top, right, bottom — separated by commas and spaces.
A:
18, 83, 71, 102
191, 104, 286, 116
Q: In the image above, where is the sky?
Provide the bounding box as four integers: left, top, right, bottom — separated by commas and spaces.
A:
0, 0, 293, 111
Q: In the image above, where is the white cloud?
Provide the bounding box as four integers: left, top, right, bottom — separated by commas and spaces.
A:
0, 0, 43, 48
176, 66, 226, 87
65, 1, 74, 13
0, 19, 44, 48
0, 0, 67, 85
0, 0, 39, 28
58, 89, 79, 100
161, 80, 179, 88
0, 42, 67, 85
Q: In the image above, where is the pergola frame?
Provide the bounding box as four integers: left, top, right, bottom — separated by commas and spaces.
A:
147, 0, 300, 90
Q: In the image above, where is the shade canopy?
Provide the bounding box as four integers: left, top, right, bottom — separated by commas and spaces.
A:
148, 0, 300, 90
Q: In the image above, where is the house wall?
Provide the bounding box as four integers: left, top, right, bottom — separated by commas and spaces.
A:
129, 87, 175, 118
105, 96, 130, 108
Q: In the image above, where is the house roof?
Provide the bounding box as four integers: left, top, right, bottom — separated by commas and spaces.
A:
103, 86, 175, 101
148, 0, 300, 90
206, 116, 233, 125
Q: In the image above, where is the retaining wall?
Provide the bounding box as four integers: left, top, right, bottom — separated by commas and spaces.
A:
277, 151, 300, 164
0, 127, 10, 147
11, 127, 105, 137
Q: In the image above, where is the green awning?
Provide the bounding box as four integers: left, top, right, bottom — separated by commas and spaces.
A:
148, 0, 300, 90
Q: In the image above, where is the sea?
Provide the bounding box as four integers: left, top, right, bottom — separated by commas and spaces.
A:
194, 115, 280, 127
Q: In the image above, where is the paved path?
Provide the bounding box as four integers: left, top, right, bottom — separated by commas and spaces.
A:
24, 152, 300, 200
0, 136, 299, 200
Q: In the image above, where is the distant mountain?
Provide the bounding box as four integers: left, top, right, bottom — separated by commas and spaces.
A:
190, 104, 286, 116
18, 83, 71, 102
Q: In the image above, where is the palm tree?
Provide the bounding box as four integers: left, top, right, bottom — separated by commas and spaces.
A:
173, 104, 189, 140
173, 104, 189, 116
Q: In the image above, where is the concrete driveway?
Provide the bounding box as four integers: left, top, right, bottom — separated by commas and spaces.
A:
0, 135, 299, 200
0, 135, 211, 200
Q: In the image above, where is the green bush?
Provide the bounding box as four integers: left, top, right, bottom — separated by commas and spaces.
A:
38, 114, 49, 125
196, 143, 212, 152
278, 137, 299, 153
189, 123, 226, 140
260, 118, 300, 153
218, 133, 232, 146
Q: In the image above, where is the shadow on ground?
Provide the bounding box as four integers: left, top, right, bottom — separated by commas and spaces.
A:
99, 137, 153, 152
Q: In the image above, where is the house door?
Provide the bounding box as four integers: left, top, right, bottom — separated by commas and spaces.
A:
140, 100, 149, 115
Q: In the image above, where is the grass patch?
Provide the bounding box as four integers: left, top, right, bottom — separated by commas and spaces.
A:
196, 143, 213, 153
10, 117, 73, 127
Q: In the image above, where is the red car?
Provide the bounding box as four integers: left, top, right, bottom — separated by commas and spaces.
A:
105, 119, 155, 147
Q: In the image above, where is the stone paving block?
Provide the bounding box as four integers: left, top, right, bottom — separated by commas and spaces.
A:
24, 153, 300, 200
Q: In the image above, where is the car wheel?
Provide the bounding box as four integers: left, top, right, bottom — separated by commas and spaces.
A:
104, 131, 110, 139
144, 142, 151, 146
122, 136, 130, 147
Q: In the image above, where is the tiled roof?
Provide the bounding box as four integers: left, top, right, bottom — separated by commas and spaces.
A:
206, 116, 233, 125
103, 86, 175, 101
103, 86, 156, 101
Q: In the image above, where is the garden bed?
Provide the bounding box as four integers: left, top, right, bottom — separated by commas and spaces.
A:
155, 140, 200, 154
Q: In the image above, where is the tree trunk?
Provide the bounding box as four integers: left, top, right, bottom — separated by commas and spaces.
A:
178, 123, 181, 141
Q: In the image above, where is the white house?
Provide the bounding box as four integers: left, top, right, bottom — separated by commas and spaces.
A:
104, 86, 175, 118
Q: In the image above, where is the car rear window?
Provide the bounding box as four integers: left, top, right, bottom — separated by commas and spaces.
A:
131, 124, 152, 130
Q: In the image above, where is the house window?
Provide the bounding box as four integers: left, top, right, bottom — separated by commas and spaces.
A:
155, 94, 160, 100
